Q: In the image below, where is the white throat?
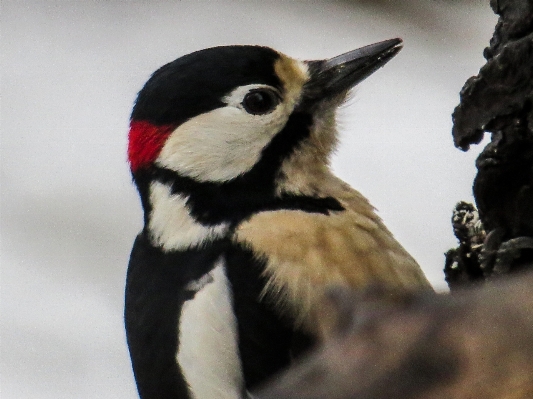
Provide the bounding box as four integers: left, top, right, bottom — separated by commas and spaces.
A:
148, 181, 230, 252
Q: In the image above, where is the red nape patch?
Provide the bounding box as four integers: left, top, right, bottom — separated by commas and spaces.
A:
128, 121, 174, 172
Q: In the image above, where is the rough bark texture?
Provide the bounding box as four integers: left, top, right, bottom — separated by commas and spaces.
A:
445, 0, 533, 285
253, 2, 533, 398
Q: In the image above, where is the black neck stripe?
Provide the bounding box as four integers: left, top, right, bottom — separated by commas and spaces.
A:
153, 165, 344, 225
147, 111, 343, 225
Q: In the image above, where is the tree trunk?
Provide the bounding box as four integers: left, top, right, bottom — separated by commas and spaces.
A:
445, 0, 533, 287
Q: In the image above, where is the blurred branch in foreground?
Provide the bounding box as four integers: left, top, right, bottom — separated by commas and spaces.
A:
254, 271, 533, 399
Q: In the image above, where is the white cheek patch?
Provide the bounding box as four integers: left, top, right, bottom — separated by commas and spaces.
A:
177, 260, 244, 399
156, 84, 296, 183
148, 181, 229, 251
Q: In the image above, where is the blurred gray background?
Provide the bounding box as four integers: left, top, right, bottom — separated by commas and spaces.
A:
1, 1, 495, 398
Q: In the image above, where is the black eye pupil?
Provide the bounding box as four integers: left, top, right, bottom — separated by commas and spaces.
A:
242, 90, 277, 115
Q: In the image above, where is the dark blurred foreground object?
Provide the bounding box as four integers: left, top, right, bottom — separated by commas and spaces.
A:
446, 0, 533, 286
253, 272, 533, 399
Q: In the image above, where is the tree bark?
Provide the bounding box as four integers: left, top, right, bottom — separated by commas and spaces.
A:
445, 0, 533, 286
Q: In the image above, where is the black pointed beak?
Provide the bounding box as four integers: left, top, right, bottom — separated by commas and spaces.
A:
301, 38, 403, 107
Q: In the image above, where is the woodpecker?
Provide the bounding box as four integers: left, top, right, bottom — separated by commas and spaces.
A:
125, 39, 432, 399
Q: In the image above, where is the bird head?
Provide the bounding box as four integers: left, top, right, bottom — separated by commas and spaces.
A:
128, 40, 402, 217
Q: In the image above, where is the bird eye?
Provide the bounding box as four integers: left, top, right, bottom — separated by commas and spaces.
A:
242, 89, 279, 115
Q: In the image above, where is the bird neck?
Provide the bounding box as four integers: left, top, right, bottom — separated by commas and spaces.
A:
134, 164, 344, 250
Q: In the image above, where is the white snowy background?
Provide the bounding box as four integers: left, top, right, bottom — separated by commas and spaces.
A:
2, 1, 496, 398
